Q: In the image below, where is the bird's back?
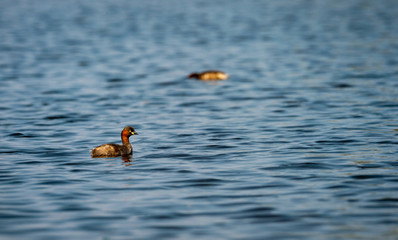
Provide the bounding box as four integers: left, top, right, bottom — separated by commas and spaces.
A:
91, 143, 124, 157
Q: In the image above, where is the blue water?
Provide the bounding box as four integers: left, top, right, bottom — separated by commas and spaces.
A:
1, 0, 398, 239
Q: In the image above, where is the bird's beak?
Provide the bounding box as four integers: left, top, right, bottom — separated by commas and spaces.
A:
131, 131, 138, 135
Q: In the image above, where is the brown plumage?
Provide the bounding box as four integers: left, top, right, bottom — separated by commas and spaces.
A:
91, 126, 138, 158
187, 70, 229, 81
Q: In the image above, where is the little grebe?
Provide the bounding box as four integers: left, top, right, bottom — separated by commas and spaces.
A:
91, 126, 138, 158
188, 70, 229, 81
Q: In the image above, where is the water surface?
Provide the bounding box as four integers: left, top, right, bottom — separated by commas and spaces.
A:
1, 0, 398, 239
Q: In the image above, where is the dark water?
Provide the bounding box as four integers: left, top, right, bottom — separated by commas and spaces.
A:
1, 0, 398, 239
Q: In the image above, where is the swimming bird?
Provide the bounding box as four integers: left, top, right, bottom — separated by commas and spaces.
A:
91, 126, 138, 158
187, 70, 229, 81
